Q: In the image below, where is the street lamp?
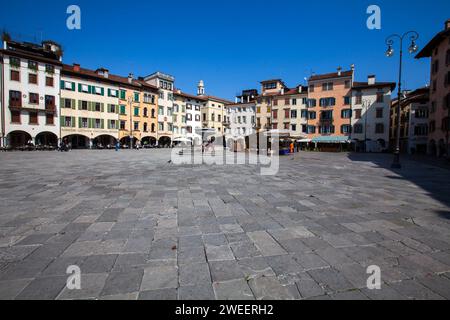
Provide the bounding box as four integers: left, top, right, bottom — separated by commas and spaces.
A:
385, 31, 419, 169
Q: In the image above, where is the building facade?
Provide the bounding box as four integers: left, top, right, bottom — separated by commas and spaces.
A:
173, 90, 205, 144
306, 68, 354, 150
390, 88, 430, 155
351, 75, 396, 152
416, 19, 450, 157
198, 81, 233, 136
1, 39, 62, 148
144, 72, 174, 147
117, 75, 158, 148
60, 64, 120, 148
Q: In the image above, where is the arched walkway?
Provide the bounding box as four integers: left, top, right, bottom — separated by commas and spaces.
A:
93, 135, 117, 149
120, 136, 139, 148
64, 134, 89, 149
7, 131, 32, 149
158, 136, 172, 148
142, 136, 157, 148
35, 132, 58, 147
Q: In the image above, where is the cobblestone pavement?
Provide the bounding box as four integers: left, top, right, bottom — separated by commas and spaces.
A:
1, 149, 450, 300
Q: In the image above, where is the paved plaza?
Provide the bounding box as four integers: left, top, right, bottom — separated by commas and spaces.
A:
1, 149, 450, 300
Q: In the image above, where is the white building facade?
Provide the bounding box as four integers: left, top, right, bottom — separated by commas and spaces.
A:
351, 76, 396, 152
144, 72, 174, 146
1, 39, 62, 148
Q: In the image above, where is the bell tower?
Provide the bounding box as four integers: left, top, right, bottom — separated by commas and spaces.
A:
197, 80, 205, 96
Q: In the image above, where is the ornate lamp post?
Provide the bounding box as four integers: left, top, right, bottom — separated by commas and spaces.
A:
385, 31, 419, 169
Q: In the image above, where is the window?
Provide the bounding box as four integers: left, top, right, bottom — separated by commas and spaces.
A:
322, 82, 333, 91
341, 125, 352, 134
10, 70, 20, 81
46, 77, 54, 87
432, 60, 439, 74
28, 60, 38, 71
109, 104, 116, 113
321, 110, 333, 120
291, 124, 297, 131
301, 110, 308, 119
94, 87, 103, 95
143, 123, 148, 132
375, 123, 384, 134
307, 126, 316, 134
272, 110, 278, 119
308, 111, 317, 119
309, 85, 315, 93
46, 113, 54, 125
263, 82, 277, 90
203, 114, 206, 121
120, 90, 126, 100
9, 90, 22, 107
29, 93, 39, 104
151, 123, 155, 132
63, 98, 72, 109
64, 117, 72, 127
319, 98, 336, 107
10, 57, 20, 68
11, 110, 21, 123
94, 103, 101, 112
444, 93, 450, 110
376, 108, 383, 118
291, 110, 297, 118
120, 105, 126, 115
414, 124, 428, 136
355, 93, 362, 105
45, 95, 55, 109
319, 125, 335, 134
134, 122, 139, 131
345, 80, 351, 89
94, 119, 102, 129
442, 117, 450, 132
28, 73, 38, 84
355, 109, 362, 119
134, 92, 140, 102
285, 99, 290, 105
81, 118, 88, 128
354, 124, 363, 134
158, 122, 164, 131
151, 109, 156, 118
429, 120, 436, 133
134, 107, 139, 116
64, 81, 75, 91
120, 121, 126, 130
186, 113, 192, 121
415, 108, 428, 118
80, 84, 89, 93
308, 99, 317, 107
341, 109, 352, 119
167, 107, 173, 116
29, 112, 38, 124
344, 96, 351, 105
376, 92, 384, 103
292, 99, 297, 105
45, 64, 54, 74
158, 106, 164, 116
143, 108, 148, 117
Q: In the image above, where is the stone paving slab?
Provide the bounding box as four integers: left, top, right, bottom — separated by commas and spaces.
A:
1, 150, 450, 300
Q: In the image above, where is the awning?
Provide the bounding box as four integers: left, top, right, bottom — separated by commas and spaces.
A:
311, 136, 350, 144
298, 139, 312, 143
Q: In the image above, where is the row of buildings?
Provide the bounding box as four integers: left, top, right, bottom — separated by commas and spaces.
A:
0, 20, 448, 155
0, 36, 232, 149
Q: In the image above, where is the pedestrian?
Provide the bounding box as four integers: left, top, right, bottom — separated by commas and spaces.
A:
115, 141, 120, 152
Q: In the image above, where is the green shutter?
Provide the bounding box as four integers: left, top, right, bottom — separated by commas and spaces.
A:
101, 103, 104, 112
87, 101, 92, 112
88, 118, 92, 129
60, 98, 65, 108
116, 120, 119, 129
116, 105, 120, 114
78, 100, 82, 110
101, 119, 104, 129
60, 80, 65, 89
60, 116, 65, 127
71, 82, 76, 91
100, 88, 105, 96
71, 99, 76, 110
78, 83, 82, 92
120, 90, 126, 100
107, 89, 111, 97
78, 117, 82, 128
71, 117, 76, 127
88, 86, 92, 94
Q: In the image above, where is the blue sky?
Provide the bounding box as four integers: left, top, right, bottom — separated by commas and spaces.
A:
1, 0, 449, 99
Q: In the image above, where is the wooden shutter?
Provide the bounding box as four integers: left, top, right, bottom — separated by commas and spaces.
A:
60, 80, 65, 89
101, 119, 104, 129
78, 83, 82, 92
78, 117, 82, 128
101, 103, 104, 112
71, 99, 76, 109
60, 116, 65, 127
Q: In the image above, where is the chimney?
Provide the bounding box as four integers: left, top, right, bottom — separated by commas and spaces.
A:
128, 73, 133, 84
73, 63, 80, 72
446, 19, 450, 30
298, 85, 303, 93
281, 88, 285, 95
337, 67, 342, 76
368, 75, 376, 85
